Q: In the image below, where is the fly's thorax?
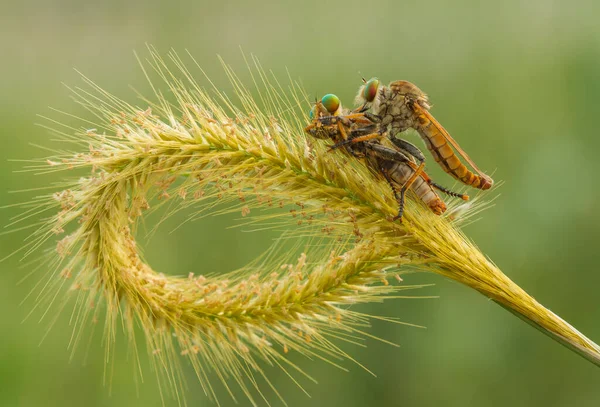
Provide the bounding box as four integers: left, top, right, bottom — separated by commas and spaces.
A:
377, 94, 415, 133
386, 80, 431, 124
389, 80, 428, 101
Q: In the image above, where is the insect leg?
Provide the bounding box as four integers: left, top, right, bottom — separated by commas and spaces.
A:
397, 159, 464, 202
366, 145, 416, 221
317, 113, 372, 128
340, 112, 375, 123
366, 143, 412, 164
333, 120, 364, 157
336, 120, 350, 141
395, 187, 406, 221
328, 130, 386, 151
389, 138, 426, 163
398, 162, 425, 201
352, 104, 369, 113
367, 143, 424, 216
378, 163, 405, 221
363, 112, 382, 123
429, 182, 469, 201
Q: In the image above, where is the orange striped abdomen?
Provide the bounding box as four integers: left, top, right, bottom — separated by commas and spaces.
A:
387, 161, 447, 215
416, 115, 492, 190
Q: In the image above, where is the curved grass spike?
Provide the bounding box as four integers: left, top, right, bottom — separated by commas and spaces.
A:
10, 47, 600, 405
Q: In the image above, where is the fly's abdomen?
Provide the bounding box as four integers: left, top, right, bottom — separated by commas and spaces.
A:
388, 162, 447, 215
416, 116, 492, 190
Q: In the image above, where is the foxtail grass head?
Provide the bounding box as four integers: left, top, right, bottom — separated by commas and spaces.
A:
9, 47, 600, 405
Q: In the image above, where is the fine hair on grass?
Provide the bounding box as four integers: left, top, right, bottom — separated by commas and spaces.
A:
7, 47, 600, 406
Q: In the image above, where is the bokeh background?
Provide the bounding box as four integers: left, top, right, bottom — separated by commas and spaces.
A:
2, 0, 600, 406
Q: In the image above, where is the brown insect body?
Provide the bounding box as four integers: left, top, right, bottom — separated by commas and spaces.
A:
305, 102, 448, 217
369, 80, 493, 190
412, 104, 492, 189
377, 154, 447, 215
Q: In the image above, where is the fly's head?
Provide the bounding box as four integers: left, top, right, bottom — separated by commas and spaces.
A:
320, 93, 342, 116
354, 77, 381, 109
305, 94, 342, 140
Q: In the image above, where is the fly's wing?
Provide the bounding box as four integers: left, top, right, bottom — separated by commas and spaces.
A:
410, 101, 491, 181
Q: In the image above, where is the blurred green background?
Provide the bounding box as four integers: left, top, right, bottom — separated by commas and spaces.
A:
2, 0, 600, 406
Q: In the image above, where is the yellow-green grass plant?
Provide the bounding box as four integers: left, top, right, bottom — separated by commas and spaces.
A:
8, 48, 600, 405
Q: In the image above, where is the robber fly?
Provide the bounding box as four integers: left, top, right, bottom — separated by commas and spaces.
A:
305, 94, 468, 220
332, 78, 493, 190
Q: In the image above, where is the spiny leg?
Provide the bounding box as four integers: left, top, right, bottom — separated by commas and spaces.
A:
328, 130, 386, 151
366, 144, 421, 221
336, 120, 350, 141
366, 143, 412, 164
396, 162, 425, 214
338, 112, 375, 122
430, 182, 469, 200
352, 104, 369, 113
335, 121, 364, 158
363, 111, 382, 123
395, 186, 407, 222
410, 166, 469, 200
317, 113, 372, 128
326, 120, 379, 151
389, 138, 426, 163
379, 164, 405, 221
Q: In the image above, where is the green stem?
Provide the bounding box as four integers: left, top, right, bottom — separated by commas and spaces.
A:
494, 299, 600, 368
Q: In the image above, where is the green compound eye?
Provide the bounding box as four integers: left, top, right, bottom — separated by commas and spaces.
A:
321, 94, 340, 114
362, 78, 380, 102
309, 105, 316, 120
